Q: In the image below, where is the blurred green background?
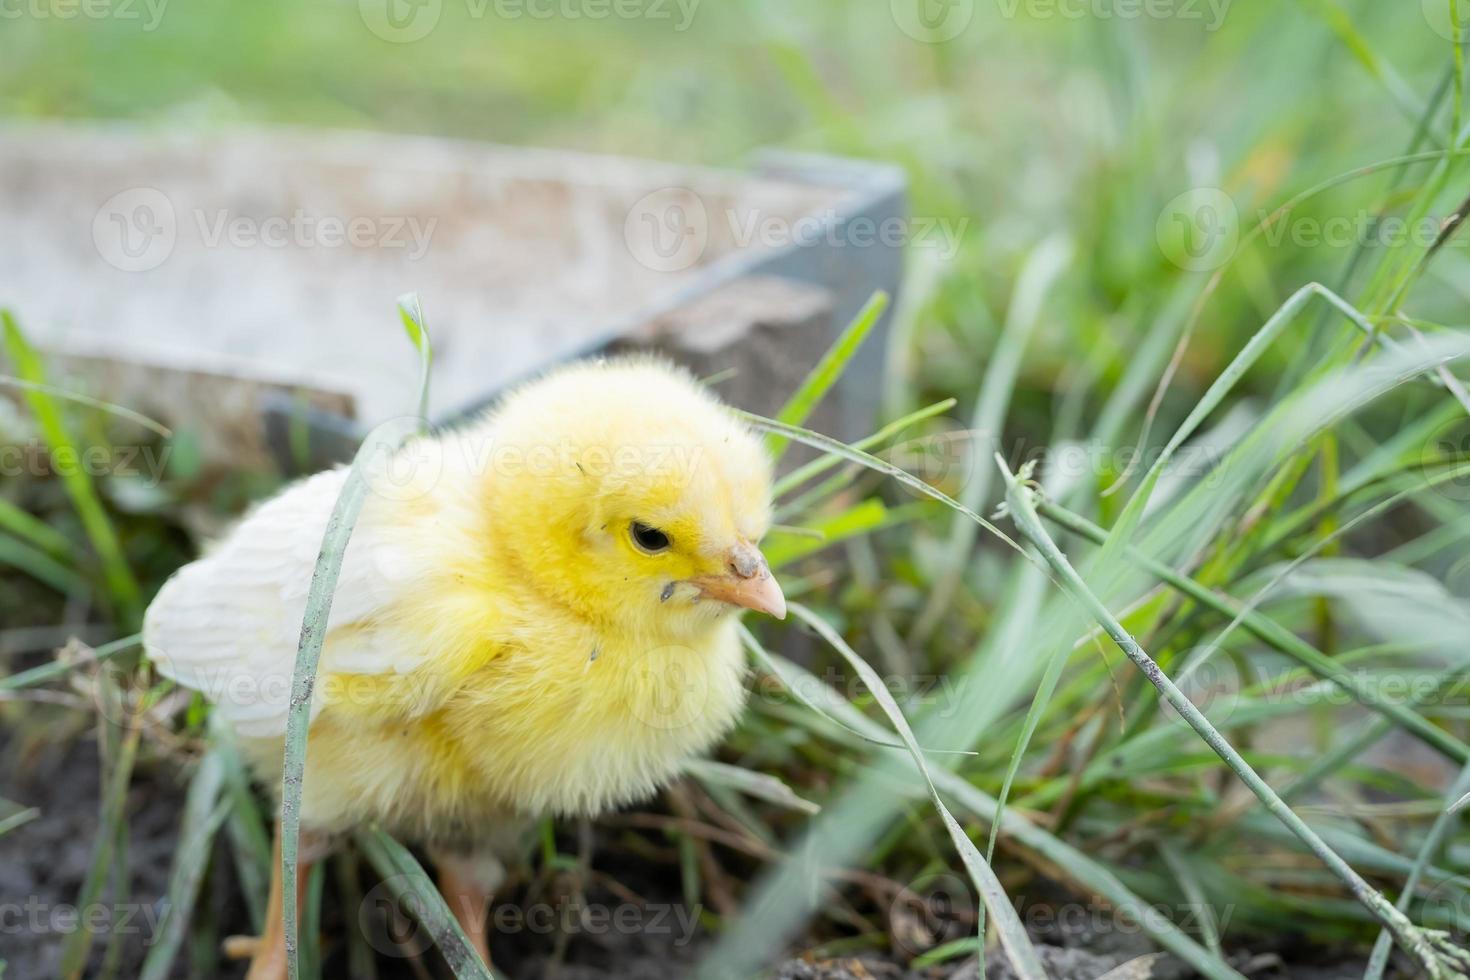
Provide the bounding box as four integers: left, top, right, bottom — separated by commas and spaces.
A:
5, 0, 1465, 377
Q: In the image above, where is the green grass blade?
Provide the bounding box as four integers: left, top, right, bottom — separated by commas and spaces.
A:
750, 649, 1245, 980
353, 827, 498, 979
280, 298, 438, 978
302, 863, 325, 980
880, 248, 945, 421
1297, 0, 1426, 125
736, 410, 1035, 565
334, 851, 380, 980
97, 819, 130, 980
1105, 283, 1374, 554
997, 454, 1464, 979
772, 397, 956, 499
910, 234, 1071, 645
138, 748, 229, 980
1115, 312, 1470, 590
1121, 151, 1470, 501
279, 437, 374, 980
1364, 757, 1470, 980
0, 374, 173, 437
1288, 61, 1458, 391
0, 496, 78, 561
1159, 841, 1224, 957
774, 466, 868, 523
212, 715, 272, 930
788, 602, 1047, 980
1, 310, 142, 626
984, 631, 1073, 863
1037, 501, 1470, 763
59, 682, 140, 980
0, 534, 86, 595
766, 290, 889, 461
0, 807, 40, 837
738, 624, 975, 757
763, 498, 920, 568
684, 758, 820, 815
0, 634, 140, 692
397, 292, 433, 429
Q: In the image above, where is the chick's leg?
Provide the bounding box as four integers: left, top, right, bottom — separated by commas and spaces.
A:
430, 848, 505, 969
224, 822, 325, 980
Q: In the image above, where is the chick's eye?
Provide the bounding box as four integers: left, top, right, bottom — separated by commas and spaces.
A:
630, 521, 671, 554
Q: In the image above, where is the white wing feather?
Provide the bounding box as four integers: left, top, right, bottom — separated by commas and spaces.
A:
143, 467, 424, 737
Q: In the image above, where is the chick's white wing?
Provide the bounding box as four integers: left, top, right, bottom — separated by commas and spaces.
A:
143, 467, 424, 737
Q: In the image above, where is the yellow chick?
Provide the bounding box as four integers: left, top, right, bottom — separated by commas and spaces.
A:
142, 357, 785, 978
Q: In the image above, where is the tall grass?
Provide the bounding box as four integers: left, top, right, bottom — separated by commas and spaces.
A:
4, 2, 1470, 978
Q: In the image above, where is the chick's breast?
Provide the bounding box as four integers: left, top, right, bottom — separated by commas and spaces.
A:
276, 617, 749, 841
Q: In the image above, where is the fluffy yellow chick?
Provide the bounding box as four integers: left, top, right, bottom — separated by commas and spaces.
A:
142, 357, 784, 977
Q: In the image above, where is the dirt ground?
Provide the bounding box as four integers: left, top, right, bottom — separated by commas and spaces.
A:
0, 731, 1407, 980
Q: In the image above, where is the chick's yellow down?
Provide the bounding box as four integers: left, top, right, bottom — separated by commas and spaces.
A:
142, 357, 784, 975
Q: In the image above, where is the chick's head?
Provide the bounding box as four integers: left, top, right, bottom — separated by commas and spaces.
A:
481, 357, 783, 640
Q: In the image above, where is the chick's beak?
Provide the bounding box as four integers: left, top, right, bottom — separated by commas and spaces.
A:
691, 541, 786, 619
